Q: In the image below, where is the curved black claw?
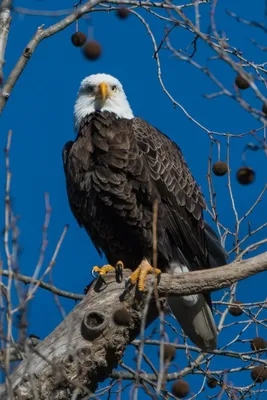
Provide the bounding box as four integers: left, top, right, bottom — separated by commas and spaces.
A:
115, 261, 124, 283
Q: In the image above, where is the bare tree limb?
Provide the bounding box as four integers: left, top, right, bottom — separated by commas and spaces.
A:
0, 0, 12, 76
1, 249, 267, 305
0, 269, 84, 300
14, 1, 207, 17
155, 251, 267, 297
0, 251, 267, 398
0, 270, 159, 399
0, 0, 102, 115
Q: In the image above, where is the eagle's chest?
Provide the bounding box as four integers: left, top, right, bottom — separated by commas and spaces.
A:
69, 121, 140, 216
65, 113, 157, 263
77, 161, 151, 265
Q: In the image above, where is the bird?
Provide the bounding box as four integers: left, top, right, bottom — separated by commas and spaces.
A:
62, 73, 227, 351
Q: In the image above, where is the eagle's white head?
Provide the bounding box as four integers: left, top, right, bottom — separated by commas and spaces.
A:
74, 73, 134, 131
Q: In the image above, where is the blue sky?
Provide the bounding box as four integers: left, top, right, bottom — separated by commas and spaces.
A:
0, 0, 267, 398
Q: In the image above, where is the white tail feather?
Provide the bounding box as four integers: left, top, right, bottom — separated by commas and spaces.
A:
168, 262, 217, 351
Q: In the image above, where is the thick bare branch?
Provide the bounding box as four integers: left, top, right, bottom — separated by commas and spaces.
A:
155, 251, 267, 297
0, 270, 159, 399
0, 251, 266, 398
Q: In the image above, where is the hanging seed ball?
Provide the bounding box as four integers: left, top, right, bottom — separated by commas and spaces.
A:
236, 167, 255, 185
116, 7, 130, 19
235, 74, 250, 90
212, 161, 228, 176
251, 366, 267, 383
229, 301, 243, 317
207, 377, 217, 389
160, 344, 176, 362
262, 103, 267, 115
71, 32, 87, 47
113, 308, 131, 326
83, 40, 102, 60
172, 380, 190, 398
251, 337, 267, 351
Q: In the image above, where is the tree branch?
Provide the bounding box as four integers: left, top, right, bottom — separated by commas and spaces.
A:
0, 0, 12, 75
0, 270, 159, 399
155, 251, 267, 297
0, 269, 84, 300
14, 1, 207, 17
0, 251, 266, 398
0, 0, 102, 115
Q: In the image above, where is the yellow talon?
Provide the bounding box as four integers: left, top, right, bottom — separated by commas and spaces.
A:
129, 259, 161, 291
92, 264, 115, 276
92, 261, 124, 281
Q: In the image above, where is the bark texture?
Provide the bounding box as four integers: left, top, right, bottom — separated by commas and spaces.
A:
0, 270, 159, 399
0, 252, 266, 398
156, 251, 267, 296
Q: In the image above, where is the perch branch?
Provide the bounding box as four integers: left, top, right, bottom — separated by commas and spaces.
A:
0, 251, 266, 398
155, 251, 267, 297
2, 250, 267, 301
0, 270, 159, 399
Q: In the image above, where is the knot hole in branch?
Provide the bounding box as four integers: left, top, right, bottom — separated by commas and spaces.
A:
81, 310, 108, 340
23, 47, 32, 58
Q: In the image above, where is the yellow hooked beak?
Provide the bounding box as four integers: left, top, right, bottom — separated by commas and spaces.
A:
96, 82, 109, 101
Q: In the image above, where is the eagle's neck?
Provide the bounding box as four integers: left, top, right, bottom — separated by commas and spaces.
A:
76, 112, 131, 172
74, 95, 134, 132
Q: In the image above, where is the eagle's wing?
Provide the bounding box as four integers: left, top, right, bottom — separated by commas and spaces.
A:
62, 122, 103, 257
132, 118, 227, 350
132, 117, 208, 270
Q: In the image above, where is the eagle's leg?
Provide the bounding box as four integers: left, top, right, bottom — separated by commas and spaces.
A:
92, 261, 124, 282
129, 259, 161, 291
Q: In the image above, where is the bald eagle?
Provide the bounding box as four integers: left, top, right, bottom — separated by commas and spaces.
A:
63, 73, 227, 351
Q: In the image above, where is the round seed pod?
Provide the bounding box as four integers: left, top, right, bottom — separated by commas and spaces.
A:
160, 344, 176, 362
235, 74, 250, 90
229, 301, 243, 317
171, 380, 189, 398
83, 40, 102, 60
207, 377, 217, 388
251, 366, 267, 383
262, 103, 267, 115
212, 161, 228, 176
71, 32, 87, 47
116, 7, 130, 19
113, 308, 131, 326
236, 167, 255, 185
251, 337, 267, 351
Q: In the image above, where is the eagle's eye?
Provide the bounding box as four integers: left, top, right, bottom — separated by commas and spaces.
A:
87, 85, 94, 94
111, 85, 117, 92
